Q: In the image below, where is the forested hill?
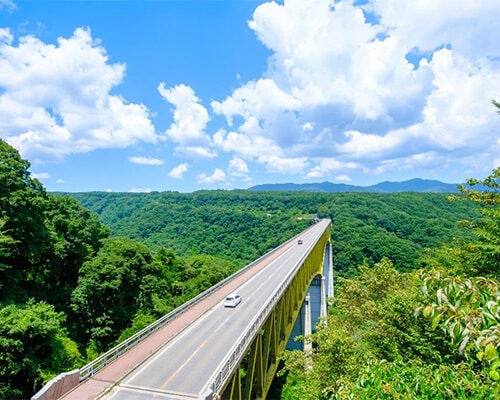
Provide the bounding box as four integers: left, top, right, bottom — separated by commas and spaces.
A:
68, 190, 477, 276
248, 178, 458, 193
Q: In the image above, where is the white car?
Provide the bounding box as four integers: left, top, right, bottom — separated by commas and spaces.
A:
224, 293, 242, 307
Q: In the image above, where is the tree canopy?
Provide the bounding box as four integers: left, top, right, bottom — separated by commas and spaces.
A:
280, 168, 499, 399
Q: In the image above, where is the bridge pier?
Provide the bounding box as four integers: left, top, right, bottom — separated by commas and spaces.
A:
320, 275, 327, 319
285, 278, 322, 350
304, 295, 312, 370
286, 239, 332, 350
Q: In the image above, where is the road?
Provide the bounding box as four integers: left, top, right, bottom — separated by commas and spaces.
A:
102, 219, 330, 400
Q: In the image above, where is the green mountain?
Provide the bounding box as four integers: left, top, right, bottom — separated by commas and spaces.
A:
248, 178, 458, 193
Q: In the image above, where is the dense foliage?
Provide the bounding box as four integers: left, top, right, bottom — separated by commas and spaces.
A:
280, 167, 499, 399
1, 140, 242, 397
70, 189, 477, 277
1, 136, 493, 398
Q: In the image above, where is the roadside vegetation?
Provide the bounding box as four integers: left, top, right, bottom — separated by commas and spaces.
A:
280, 167, 499, 399
1, 136, 497, 398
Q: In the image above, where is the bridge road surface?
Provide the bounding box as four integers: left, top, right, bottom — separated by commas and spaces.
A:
101, 219, 329, 400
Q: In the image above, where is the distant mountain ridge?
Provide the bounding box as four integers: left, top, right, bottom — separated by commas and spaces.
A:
248, 178, 459, 193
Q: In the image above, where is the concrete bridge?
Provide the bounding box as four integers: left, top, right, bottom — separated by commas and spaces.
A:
33, 219, 332, 400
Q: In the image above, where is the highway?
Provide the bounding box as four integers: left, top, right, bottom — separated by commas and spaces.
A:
103, 219, 330, 400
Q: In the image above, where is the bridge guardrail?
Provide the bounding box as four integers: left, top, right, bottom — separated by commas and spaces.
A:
37, 224, 314, 400
78, 234, 299, 382
206, 219, 330, 397
33, 221, 320, 400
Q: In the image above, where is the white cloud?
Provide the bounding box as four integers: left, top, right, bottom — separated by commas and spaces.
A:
129, 156, 164, 165
0, 0, 16, 12
168, 162, 189, 179
421, 49, 498, 151
209, 0, 500, 183
213, 128, 281, 158
335, 174, 351, 182
214, 128, 304, 175
129, 188, 152, 193
176, 146, 217, 159
0, 28, 13, 43
0, 28, 157, 162
4, 1, 498, 188
336, 129, 405, 159
31, 172, 50, 180
369, 0, 499, 59
159, 83, 215, 159
211, 78, 299, 125
302, 122, 314, 132
305, 158, 359, 178
228, 157, 249, 177
196, 168, 226, 185
228, 157, 252, 183
257, 154, 308, 174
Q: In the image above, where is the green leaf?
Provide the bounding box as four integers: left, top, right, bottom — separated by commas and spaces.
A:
484, 343, 498, 362
431, 312, 442, 330
422, 305, 434, 319
489, 369, 499, 381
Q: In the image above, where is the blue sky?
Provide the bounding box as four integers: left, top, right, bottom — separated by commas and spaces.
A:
0, 0, 499, 193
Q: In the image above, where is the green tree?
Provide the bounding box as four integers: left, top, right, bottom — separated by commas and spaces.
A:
337, 359, 498, 399
0, 300, 81, 399
419, 272, 500, 382
40, 195, 109, 308
281, 259, 462, 399
451, 167, 500, 276
0, 139, 51, 300
70, 237, 162, 352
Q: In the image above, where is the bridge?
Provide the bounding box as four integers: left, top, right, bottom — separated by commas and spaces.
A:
34, 218, 332, 400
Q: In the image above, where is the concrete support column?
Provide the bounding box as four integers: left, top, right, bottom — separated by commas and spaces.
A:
304, 294, 312, 370
320, 276, 327, 320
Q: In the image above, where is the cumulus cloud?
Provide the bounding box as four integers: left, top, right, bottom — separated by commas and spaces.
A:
335, 174, 351, 182
168, 162, 189, 179
129, 156, 164, 165
0, 27, 157, 161
4, 0, 498, 189
197, 168, 226, 185
212, 79, 299, 126
305, 158, 359, 179
257, 154, 308, 174
176, 146, 217, 159
228, 157, 249, 177
159, 83, 215, 159
210, 0, 500, 182
213, 128, 281, 158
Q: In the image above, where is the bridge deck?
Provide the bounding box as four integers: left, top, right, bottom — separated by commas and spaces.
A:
61, 238, 296, 400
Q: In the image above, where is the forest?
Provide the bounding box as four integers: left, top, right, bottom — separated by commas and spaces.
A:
0, 137, 498, 399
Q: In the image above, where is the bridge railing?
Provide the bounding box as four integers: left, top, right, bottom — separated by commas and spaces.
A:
77, 224, 316, 383
206, 219, 330, 397
34, 242, 297, 400
207, 250, 307, 397
33, 220, 321, 400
